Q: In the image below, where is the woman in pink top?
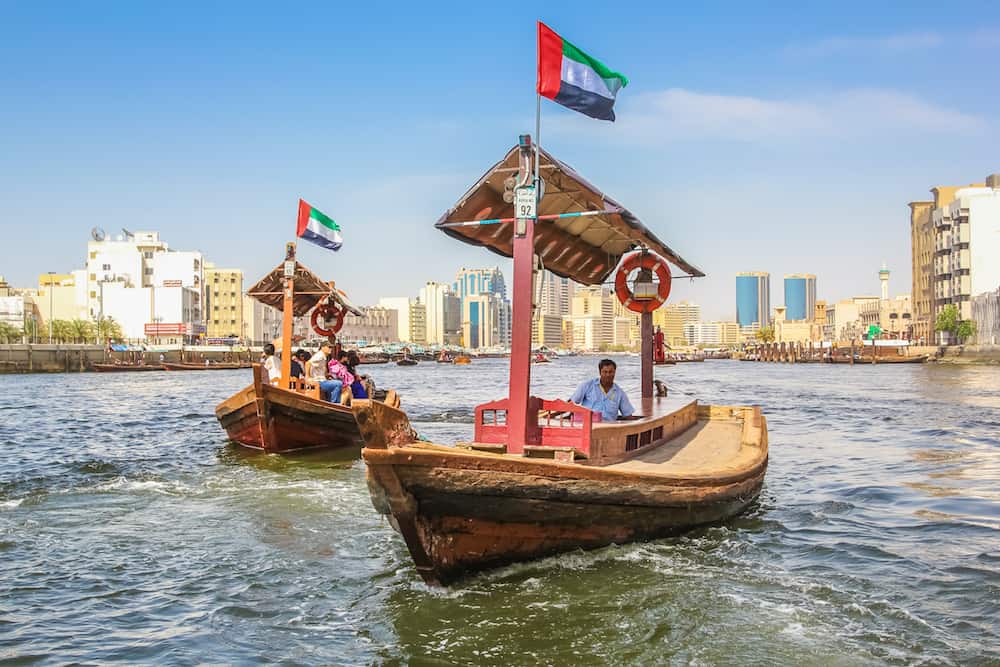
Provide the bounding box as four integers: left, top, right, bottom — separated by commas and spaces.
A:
327, 350, 355, 388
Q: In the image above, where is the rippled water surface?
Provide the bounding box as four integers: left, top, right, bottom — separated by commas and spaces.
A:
1, 358, 998, 665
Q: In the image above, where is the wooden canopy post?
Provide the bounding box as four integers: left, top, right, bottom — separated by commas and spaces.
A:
506, 136, 536, 454
280, 242, 295, 386
641, 311, 653, 399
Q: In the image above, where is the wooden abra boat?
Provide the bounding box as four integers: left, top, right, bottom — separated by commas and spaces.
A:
453, 355, 472, 365
357, 140, 768, 585
215, 243, 399, 454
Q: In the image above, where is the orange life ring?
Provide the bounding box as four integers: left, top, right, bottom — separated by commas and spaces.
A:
614, 251, 672, 313
311, 303, 344, 337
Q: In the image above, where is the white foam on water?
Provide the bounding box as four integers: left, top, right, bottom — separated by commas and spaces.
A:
0, 498, 24, 509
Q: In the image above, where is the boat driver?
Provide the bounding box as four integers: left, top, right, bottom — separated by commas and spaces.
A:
569, 358, 635, 422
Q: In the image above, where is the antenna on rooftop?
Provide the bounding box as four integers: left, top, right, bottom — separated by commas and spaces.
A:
91, 226, 106, 242
121, 228, 134, 240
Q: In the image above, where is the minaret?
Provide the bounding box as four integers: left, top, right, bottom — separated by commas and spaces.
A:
879, 262, 890, 301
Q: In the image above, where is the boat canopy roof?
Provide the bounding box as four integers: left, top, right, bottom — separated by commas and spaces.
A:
435, 144, 704, 285
247, 261, 363, 317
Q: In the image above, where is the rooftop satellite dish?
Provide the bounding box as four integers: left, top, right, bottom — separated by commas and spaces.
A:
91, 226, 106, 242
121, 227, 134, 240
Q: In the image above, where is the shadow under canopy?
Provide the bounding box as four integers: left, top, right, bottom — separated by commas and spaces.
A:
435, 144, 705, 285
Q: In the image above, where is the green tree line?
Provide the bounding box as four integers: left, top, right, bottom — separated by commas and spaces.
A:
0, 318, 124, 344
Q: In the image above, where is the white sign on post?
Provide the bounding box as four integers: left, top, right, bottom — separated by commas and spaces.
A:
514, 186, 536, 219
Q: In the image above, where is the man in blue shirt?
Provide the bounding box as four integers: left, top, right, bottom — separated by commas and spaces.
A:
569, 358, 635, 422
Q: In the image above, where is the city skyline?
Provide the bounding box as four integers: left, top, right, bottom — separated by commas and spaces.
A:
1, 4, 999, 320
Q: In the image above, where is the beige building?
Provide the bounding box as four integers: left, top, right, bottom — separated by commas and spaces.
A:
652, 301, 700, 347
823, 297, 879, 342
773, 306, 823, 343
564, 286, 615, 351
34, 271, 89, 331
340, 306, 398, 345
204, 265, 244, 339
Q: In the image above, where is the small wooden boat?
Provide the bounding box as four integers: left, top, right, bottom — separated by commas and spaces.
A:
437, 352, 454, 363
163, 362, 253, 371
453, 355, 472, 365
397, 357, 418, 366
92, 363, 163, 372
532, 353, 550, 363
653, 359, 676, 366
359, 140, 767, 585
215, 243, 400, 455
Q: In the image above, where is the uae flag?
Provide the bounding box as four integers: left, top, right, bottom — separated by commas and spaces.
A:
537, 21, 628, 121
296, 199, 342, 251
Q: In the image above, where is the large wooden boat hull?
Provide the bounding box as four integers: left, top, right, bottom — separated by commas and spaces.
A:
92, 363, 164, 372
215, 375, 365, 455
826, 354, 928, 364
164, 362, 253, 371
356, 399, 768, 585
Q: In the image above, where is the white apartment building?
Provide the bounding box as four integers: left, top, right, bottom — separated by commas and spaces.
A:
933, 178, 1000, 342
378, 297, 413, 342
683, 321, 721, 346
85, 230, 205, 339
420, 282, 461, 346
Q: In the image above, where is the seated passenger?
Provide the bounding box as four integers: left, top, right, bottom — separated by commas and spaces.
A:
308, 342, 342, 402
326, 350, 355, 403
569, 358, 634, 422
345, 350, 369, 399
290, 349, 310, 379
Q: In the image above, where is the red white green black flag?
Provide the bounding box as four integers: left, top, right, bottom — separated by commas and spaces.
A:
536, 21, 629, 121
296, 199, 342, 251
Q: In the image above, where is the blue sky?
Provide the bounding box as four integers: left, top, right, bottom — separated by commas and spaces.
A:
1, 2, 997, 319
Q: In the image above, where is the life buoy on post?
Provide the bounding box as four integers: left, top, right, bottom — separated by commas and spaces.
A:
310, 302, 344, 337
614, 251, 672, 314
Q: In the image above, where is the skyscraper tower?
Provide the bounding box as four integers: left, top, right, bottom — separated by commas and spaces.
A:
783, 274, 817, 321
879, 262, 890, 301
736, 272, 771, 328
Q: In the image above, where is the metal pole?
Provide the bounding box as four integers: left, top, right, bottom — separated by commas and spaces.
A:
534, 94, 541, 191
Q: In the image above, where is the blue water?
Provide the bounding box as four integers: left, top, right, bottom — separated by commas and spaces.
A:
1, 358, 997, 664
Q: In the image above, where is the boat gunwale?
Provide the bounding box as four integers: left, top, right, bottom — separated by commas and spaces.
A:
362, 412, 767, 487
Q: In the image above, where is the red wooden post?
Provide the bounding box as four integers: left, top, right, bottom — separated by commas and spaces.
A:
506, 137, 536, 454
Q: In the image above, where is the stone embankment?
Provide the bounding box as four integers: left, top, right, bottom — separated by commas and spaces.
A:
911, 344, 1000, 364
0, 345, 252, 374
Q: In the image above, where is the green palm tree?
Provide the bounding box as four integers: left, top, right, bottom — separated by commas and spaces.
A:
51, 319, 72, 343
69, 319, 93, 343
0, 322, 23, 343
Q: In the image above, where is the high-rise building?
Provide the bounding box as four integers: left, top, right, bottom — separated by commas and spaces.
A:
204, 264, 244, 339
463, 293, 502, 349
454, 267, 507, 301
783, 274, 816, 321
533, 271, 576, 347
564, 286, 615, 351
736, 272, 771, 330
420, 281, 461, 346
652, 301, 701, 347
